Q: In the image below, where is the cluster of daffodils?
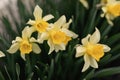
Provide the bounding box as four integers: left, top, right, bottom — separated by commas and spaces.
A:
7, 5, 78, 60
80, 0, 120, 25
7, 4, 111, 72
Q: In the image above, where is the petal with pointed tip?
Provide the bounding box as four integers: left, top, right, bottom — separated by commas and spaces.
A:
81, 34, 90, 46
48, 39, 54, 54
62, 29, 78, 38
27, 19, 35, 25
89, 55, 98, 68
7, 43, 20, 54
32, 43, 41, 54
103, 44, 111, 52
20, 53, 26, 60
82, 54, 90, 72
43, 14, 54, 21
90, 28, 100, 44
0, 51, 5, 57
33, 5, 42, 20
76, 46, 86, 57
54, 15, 66, 28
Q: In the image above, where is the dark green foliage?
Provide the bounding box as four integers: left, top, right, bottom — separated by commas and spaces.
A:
0, 0, 120, 80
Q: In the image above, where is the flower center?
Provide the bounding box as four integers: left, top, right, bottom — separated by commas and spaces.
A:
35, 20, 48, 33
50, 30, 66, 44
86, 43, 104, 61
107, 4, 120, 17
20, 39, 32, 54
63, 36, 71, 45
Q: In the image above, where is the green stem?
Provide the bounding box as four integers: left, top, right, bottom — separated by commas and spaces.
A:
25, 55, 32, 79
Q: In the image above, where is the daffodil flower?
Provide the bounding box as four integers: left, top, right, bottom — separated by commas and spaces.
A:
7, 26, 41, 60
75, 28, 110, 72
79, 0, 89, 9
41, 15, 78, 54
101, 0, 120, 25
27, 5, 54, 33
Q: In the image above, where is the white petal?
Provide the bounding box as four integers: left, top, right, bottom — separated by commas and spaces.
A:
54, 43, 65, 52
20, 53, 26, 60
62, 29, 78, 38
54, 15, 66, 28
0, 51, 5, 57
103, 44, 111, 52
33, 5, 42, 20
37, 32, 49, 43
48, 39, 54, 54
27, 19, 35, 25
7, 43, 20, 54
106, 14, 114, 26
82, 54, 90, 72
89, 55, 98, 68
12, 37, 22, 43
79, 0, 89, 9
62, 19, 72, 29
22, 26, 31, 38
43, 14, 54, 21
90, 28, 100, 44
32, 43, 41, 54
81, 34, 90, 46
75, 46, 86, 57
30, 37, 37, 43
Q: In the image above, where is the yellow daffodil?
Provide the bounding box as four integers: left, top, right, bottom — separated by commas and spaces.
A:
79, 0, 89, 9
75, 28, 110, 72
7, 26, 41, 60
41, 15, 78, 54
27, 5, 54, 33
0, 51, 5, 57
101, 0, 120, 25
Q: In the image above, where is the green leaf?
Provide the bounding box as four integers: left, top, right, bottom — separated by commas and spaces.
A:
26, 73, 34, 80
106, 33, 120, 46
99, 54, 112, 65
48, 59, 54, 80
0, 71, 5, 80
84, 69, 95, 80
4, 66, 12, 80
94, 66, 120, 78
16, 63, 20, 80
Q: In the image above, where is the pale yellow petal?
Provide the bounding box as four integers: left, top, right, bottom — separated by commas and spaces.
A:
30, 37, 37, 43
81, 34, 90, 46
102, 44, 111, 52
54, 15, 66, 28
0, 51, 5, 57
54, 43, 65, 52
62, 19, 72, 29
20, 53, 26, 60
75, 46, 86, 57
82, 54, 90, 72
33, 5, 42, 20
48, 39, 54, 54
32, 43, 41, 54
22, 26, 35, 39
79, 0, 89, 9
37, 32, 49, 43
12, 37, 22, 43
7, 43, 20, 54
106, 14, 114, 26
61, 29, 78, 38
89, 55, 98, 68
27, 19, 35, 25
43, 14, 54, 21
90, 28, 100, 44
